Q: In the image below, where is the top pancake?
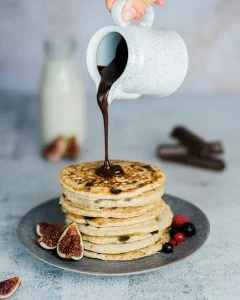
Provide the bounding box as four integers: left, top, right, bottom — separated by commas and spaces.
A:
60, 160, 165, 200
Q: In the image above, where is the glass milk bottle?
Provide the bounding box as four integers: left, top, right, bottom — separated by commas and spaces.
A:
39, 38, 86, 147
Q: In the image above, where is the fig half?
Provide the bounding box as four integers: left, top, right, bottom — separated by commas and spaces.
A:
42, 136, 67, 161
57, 223, 84, 260
0, 276, 21, 299
36, 223, 66, 237
64, 136, 80, 159
38, 231, 63, 250
36, 223, 66, 250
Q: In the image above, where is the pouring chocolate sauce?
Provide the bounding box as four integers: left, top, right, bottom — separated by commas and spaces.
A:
96, 38, 128, 179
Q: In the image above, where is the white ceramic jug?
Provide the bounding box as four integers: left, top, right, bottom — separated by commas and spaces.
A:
86, 0, 188, 104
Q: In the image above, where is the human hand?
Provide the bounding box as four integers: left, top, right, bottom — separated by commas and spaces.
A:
106, 0, 164, 21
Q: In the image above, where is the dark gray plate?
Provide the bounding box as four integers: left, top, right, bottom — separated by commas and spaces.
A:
17, 195, 210, 276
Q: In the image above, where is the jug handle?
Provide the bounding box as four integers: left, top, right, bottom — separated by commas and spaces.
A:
111, 0, 155, 29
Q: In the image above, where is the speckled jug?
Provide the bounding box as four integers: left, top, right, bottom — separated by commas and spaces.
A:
86, 0, 188, 104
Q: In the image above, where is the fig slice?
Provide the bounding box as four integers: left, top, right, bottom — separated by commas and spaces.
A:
38, 231, 63, 250
42, 136, 67, 161
57, 223, 84, 260
64, 136, 80, 159
36, 223, 66, 237
0, 276, 21, 299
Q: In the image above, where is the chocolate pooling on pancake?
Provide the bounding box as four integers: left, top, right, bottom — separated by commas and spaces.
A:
60, 161, 165, 199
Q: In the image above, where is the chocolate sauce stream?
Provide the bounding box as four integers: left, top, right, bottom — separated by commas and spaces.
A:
96, 39, 128, 180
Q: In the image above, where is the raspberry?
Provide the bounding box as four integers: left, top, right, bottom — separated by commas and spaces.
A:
170, 239, 177, 247
174, 232, 185, 244
172, 215, 190, 228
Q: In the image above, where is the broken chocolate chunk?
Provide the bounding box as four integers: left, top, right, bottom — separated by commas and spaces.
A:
85, 182, 94, 187
110, 188, 122, 194
84, 216, 94, 220
118, 235, 130, 242
151, 230, 159, 235
84, 182, 94, 190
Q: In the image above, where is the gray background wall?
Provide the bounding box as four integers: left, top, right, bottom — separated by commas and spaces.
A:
0, 0, 239, 94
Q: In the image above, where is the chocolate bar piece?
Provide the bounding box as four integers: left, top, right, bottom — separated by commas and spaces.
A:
209, 141, 224, 154
171, 126, 223, 156
161, 155, 225, 171
157, 144, 188, 157
157, 142, 223, 158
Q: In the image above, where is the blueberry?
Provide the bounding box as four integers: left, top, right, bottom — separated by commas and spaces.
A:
170, 227, 178, 238
181, 222, 196, 237
161, 242, 174, 254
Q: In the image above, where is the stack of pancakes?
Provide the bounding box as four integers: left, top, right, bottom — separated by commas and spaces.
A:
59, 161, 173, 261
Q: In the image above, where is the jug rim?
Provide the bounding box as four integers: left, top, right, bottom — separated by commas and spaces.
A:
86, 26, 140, 103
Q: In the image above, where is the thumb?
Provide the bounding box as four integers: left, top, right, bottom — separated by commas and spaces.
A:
122, 0, 156, 21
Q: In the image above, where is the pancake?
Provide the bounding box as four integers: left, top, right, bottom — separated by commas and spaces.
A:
60, 195, 162, 219
59, 160, 172, 261
60, 160, 165, 200
83, 230, 166, 254
62, 186, 164, 209
69, 205, 173, 237
84, 231, 170, 261
81, 231, 161, 244
65, 199, 166, 228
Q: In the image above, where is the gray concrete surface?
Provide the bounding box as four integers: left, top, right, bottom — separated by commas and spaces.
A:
0, 91, 239, 299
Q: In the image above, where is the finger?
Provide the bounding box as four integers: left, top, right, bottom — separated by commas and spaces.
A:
122, 0, 155, 21
134, 11, 144, 21
134, 0, 163, 21
134, 1, 163, 20
130, 0, 156, 13
106, 0, 116, 11
155, 0, 165, 5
